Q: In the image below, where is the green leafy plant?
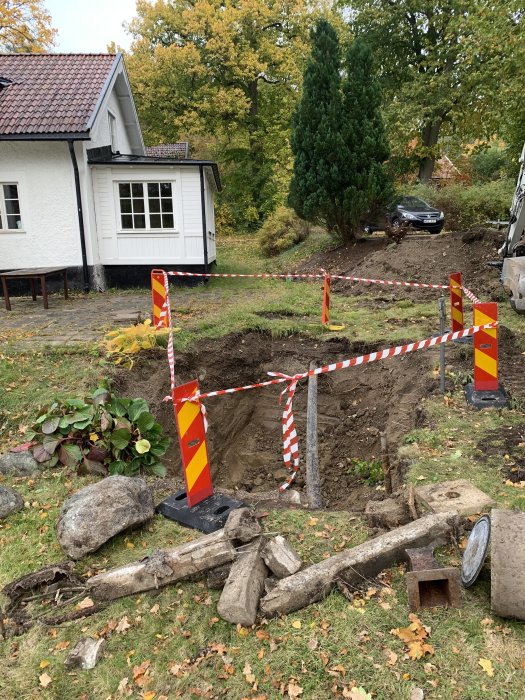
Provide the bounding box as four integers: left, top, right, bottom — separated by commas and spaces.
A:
349, 458, 383, 485
103, 319, 176, 369
25, 389, 170, 477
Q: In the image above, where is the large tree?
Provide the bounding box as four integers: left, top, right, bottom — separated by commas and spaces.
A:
125, 0, 311, 229
347, 1, 525, 181
0, 0, 56, 52
289, 23, 391, 240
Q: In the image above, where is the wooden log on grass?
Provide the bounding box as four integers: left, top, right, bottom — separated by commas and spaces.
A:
260, 511, 458, 617
87, 530, 236, 602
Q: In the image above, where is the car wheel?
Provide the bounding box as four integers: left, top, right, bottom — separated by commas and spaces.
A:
391, 217, 401, 229
429, 227, 444, 235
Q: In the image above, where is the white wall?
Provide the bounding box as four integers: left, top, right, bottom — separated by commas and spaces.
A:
89, 86, 134, 154
91, 165, 209, 265
0, 141, 83, 269
204, 170, 216, 262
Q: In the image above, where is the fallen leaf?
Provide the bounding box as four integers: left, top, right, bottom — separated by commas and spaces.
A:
143, 692, 156, 700
76, 596, 94, 610
287, 680, 303, 698
478, 658, 494, 677
116, 616, 131, 633
149, 604, 160, 614
343, 688, 372, 700
243, 661, 256, 684
39, 659, 50, 669
55, 640, 70, 651
410, 689, 424, 700
320, 651, 330, 667
308, 638, 318, 651
39, 672, 52, 688
292, 620, 302, 629
383, 649, 398, 666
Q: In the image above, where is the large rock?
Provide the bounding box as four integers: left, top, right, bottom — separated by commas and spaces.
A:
56, 476, 154, 560
0, 486, 24, 519
0, 451, 39, 476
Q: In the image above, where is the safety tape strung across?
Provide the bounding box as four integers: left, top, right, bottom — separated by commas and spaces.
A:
165, 269, 448, 290
168, 320, 497, 491
462, 285, 482, 305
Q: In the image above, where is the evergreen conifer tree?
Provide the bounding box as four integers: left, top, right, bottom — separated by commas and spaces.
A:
288, 20, 345, 229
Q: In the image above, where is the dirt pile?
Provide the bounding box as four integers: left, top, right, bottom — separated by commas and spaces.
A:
117, 333, 435, 510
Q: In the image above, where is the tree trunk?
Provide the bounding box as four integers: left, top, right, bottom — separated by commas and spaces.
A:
418, 118, 442, 183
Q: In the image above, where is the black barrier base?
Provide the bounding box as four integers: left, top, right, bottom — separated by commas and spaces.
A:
156, 489, 245, 533
465, 383, 510, 410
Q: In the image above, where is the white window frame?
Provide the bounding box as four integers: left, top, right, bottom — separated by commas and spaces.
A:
115, 180, 178, 234
0, 182, 23, 233
108, 110, 118, 152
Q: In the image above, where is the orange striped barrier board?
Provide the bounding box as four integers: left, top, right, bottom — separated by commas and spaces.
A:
151, 269, 169, 329
322, 274, 331, 325
473, 303, 499, 392
449, 273, 464, 332
173, 380, 213, 507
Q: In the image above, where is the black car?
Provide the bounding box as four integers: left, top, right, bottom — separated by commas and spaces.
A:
366, 195, 445, 234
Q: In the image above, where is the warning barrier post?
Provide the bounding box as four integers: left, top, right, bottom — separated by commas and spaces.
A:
465, 302, 509, 409
322, 274, 331, 325
151, 269, 168, 329
449, 272, 464, 332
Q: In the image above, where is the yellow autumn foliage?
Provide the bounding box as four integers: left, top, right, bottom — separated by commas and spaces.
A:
103, 319, 179, 368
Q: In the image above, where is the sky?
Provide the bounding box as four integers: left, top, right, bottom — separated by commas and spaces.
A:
45, 0, 137, 53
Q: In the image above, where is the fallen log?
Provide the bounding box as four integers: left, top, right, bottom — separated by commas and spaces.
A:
260, 511, 458, 616
87, 530, 236, 602
217, 537, 267, 626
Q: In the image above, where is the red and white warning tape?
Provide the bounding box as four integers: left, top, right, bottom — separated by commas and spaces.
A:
167, 320, 496, 490
165, 269, 448, 290
462, 285, 482, 305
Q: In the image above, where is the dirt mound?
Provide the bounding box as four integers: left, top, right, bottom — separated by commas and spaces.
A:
297, 228, 504, 302
116, 332, 435, 510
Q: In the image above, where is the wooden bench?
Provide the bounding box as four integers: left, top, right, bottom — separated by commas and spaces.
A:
0, 267, 69, 311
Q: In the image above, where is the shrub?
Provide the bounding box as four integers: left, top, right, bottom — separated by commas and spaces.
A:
26, 389, 170, 477
103, 320, 177, 369
408, 180, 514, 230
469, 145, 507, 182
258, 206, 311, 257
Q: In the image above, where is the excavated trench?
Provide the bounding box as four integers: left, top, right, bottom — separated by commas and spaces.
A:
116, 332, 436, 510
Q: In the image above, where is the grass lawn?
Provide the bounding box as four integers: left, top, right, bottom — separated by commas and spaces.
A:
1, 232, 524, 699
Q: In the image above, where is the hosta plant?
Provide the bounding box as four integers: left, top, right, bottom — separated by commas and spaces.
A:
25, 389, 170, 477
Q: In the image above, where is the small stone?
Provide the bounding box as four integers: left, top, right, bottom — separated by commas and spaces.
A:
365, 498, 411, 529
0, 451, 39, 476
273, 468, 289, 482
224, 507, 261, 544
262, 536, 302, 578
0, 486, 24, 519
64, 637, 105, 670
287, 489, 302, 505
56, 476, 154, 560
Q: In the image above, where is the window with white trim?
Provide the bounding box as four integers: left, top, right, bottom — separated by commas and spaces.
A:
118, 182, 175, 231
0, 183, 22, 231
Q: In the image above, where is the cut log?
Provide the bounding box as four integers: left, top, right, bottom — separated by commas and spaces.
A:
260, 511, 458, 616
217, 537, 267, 626
87, 530, 236, 602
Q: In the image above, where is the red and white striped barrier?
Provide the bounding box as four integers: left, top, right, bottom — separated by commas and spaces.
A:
462, 285, 482, 305
165, 269, 448, 290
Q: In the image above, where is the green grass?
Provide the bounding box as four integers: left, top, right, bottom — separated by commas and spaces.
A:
1, 232, 525, 699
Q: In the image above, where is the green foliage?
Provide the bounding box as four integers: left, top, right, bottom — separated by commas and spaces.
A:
290, 25, 391, 241
258, 206, 310, 257
349, 457, 383, 485
104, 320, 173, 369
408, 180, 514, 230
349, 1, 525, 181
26, 389, 169, 477
469, 145, 507, 183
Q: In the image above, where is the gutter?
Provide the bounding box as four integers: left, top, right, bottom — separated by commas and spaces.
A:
199, 164, 209, 272
67, 141, 90, 292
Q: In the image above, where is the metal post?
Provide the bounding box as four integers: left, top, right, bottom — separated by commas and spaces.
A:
439, 296, 446, 393
306, 361, 323, 509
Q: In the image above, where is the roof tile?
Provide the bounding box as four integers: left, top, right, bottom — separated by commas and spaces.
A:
0, 53, 117, 136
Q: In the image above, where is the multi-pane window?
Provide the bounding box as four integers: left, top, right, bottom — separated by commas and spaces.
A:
118, 182, 174, 231
0, 184, 22, 231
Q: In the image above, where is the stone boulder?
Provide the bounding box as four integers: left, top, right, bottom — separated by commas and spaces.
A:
56, 476, 154, 560
0, 486, 24, 519
365, 497, 411, 530
0, 451, 39, 476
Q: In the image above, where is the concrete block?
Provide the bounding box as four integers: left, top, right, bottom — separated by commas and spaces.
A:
217, 538, 267, 626
206, 563, 232, 590
491, 509, 525, 620
65, 637, 105, 670
262, 536, 302, 578
415, 479, 494, 517
224, 507, 261, 543
365, 498, 411, 529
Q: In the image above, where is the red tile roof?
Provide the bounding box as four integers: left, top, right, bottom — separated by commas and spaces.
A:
0, 54, 117, 136
145, 143, 190, 158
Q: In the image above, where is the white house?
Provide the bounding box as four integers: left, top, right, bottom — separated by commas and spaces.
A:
0, 53, 220, 291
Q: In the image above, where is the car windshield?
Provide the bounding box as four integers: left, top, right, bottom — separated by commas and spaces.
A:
397, 196, 433, 212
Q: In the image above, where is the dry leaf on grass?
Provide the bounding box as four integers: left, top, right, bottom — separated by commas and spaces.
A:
287, 680, 303, 697
292, 620, 302, 629
39, 659, 50, 669
391, 614, 434, 660
39, 672, 52, 688
76, 596, 94, 610
478, 658, 495, 677
383, 649, 398, 667
116, 616, 132, 634
243, 662, 256, 684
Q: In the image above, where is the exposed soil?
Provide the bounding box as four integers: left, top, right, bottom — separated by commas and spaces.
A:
117, 333, 435, 510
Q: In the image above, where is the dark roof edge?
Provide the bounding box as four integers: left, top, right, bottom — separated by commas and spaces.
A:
0, 132, 90, 141
88, 155, 222, 191
86, 53, 122, 131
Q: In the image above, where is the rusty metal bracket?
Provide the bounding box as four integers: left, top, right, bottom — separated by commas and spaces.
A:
405, 546, 462, 611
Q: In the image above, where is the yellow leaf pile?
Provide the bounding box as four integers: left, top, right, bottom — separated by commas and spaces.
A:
103, 320, 178, 369
391, 613, 435, 660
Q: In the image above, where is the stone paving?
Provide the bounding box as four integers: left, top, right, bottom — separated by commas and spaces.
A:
0, 290, 155, 350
